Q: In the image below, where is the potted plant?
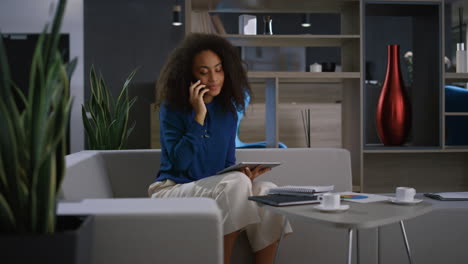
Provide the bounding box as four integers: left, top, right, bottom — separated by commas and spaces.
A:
82, 66, 137, 150
0, 0, 93, 263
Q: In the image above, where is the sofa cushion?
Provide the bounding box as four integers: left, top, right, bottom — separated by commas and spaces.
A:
99, 150, 161, 198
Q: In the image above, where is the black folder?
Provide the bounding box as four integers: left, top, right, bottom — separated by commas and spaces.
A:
424, 192, 468, 201
248, 194, 320, 206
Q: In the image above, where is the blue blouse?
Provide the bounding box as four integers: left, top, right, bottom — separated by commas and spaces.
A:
156, 99, 237, 184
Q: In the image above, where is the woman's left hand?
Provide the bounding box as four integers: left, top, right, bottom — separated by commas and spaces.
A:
241, 166, 271, 181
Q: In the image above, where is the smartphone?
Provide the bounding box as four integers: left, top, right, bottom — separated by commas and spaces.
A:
191, 78, 208, 96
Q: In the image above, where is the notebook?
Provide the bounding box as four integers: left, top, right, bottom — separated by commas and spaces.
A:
248, 194, 320, 206
424, 192, 468, 201
269, 185, 334, 195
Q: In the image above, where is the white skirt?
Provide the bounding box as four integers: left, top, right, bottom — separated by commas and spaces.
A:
148, 171, 292, 252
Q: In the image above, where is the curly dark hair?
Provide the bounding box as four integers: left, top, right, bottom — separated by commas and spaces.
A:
155, 33, 252, 115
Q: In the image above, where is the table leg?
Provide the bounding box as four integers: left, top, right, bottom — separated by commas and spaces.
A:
347, 228, 353, 264
273, 217, 288, 264
356, 229, 360, 264
377, 226, 381, 264
399, 220, 415, 264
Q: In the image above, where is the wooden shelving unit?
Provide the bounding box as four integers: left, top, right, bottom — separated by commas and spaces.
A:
186, 0, 361, 155
248, 71, 360, 80
362, 148, 468, 153
191, 0, 359, 14
445, 73, 468, 81
182, 0, 468, 193
445, 112, 468, 116
223, 34, 360, 47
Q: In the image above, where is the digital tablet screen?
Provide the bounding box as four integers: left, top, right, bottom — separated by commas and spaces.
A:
216, 161, 281, 175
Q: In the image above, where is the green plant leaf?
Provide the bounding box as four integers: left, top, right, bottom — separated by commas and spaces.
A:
55, 137, 67, 193
83, 66, 137, 150
0, 91, 24, 231
0, 0, 73, 234
0, 193, 15, 232
0, 148, 8, 190
66, 57, 78, 80
82, 106, 98, 149
116, 68, 137, 106
44, 0, 67, 69
34, 152, 56, 233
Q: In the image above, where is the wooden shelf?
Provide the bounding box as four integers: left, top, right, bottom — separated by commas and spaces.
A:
364, 146, 468, 153
443, 146, 468, 152
192, 0, 358, 13
248, 71, 360, 82
223, 34, 360, 47
445, 73, 468, 81
445, 112, 468, 116
363, 145, 442, 153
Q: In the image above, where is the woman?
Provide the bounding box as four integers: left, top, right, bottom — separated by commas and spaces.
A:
149, 33, 291, 264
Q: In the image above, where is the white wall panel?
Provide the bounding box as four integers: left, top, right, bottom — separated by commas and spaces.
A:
0, 0, 84, 152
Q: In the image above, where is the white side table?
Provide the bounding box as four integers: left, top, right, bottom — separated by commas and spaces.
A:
264, 199, 432, 264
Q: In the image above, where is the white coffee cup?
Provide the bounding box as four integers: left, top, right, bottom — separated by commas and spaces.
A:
396, 187, 416, 202
320, 193, 341, 209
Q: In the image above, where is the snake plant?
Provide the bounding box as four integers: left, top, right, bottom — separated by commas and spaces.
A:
0, 0, 77, 234
82, 66, 137, 150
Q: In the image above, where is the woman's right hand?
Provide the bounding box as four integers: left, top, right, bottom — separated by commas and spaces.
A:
189, 80, 209, 125
241, 166, 271, 181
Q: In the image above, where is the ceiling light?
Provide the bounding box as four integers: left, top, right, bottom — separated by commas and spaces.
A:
301, 14, 311, 28
172, 4, 182, 26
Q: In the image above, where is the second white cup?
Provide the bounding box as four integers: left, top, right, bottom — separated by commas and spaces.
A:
396, 187, 416, 202
320, 193, 341, 209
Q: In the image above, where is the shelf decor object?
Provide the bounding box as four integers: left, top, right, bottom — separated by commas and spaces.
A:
456, 43, 467, 73
239, 14, 256, 35
376, 44, 411, 146
301, 108, 311, 147
456, 7, 467, 73
403, 51, 413, 86
263, 15, 273, 35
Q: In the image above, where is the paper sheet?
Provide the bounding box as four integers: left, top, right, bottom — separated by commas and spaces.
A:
339, 192, 390, 203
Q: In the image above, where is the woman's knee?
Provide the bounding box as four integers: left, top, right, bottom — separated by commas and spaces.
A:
252, 181, 277, 195
219, 171, 252, 195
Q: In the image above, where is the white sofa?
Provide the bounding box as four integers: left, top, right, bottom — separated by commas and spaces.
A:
59, 148, 353, 264
59, 148, 468, 264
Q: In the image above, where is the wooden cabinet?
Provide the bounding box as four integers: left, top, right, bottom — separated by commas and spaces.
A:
184, 0, 468, 192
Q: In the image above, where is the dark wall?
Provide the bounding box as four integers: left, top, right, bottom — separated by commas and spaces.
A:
84, 0, 184, 149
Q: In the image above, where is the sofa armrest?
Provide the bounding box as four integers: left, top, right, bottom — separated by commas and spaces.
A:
61, 151, 114, 200
98, 150, 161, 198
58, 198, 222, 264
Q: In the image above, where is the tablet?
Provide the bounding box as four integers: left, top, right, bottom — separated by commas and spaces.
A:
216, 161, 282, 175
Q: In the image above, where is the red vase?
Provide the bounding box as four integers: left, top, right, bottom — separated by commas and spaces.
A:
376, 45, 411, 146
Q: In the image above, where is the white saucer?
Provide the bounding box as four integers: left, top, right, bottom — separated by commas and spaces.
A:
388, 198, 423, 205
313, 204, 350, 212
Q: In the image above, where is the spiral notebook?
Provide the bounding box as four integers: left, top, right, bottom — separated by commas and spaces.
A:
268, 185, 334, 195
